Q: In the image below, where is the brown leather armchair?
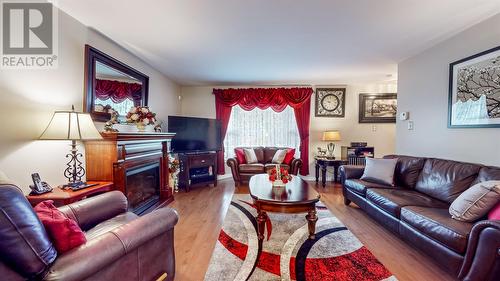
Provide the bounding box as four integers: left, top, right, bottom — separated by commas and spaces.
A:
226, 146, 302, 185
0, 176, 178, 281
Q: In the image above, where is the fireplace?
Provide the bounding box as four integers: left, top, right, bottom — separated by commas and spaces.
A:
126, 162, 160, 215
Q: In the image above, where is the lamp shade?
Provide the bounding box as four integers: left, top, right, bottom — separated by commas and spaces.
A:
39, 110, 102, 140
322, 131, 341, 142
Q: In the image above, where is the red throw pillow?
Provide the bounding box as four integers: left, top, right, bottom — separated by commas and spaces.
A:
234, 148, 247, 164
283, 148, 296, 165
34, 200, 86, 253
488, 201, 500, 220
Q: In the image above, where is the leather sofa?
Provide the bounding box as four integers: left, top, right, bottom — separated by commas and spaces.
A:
0, 177, 179, 281
340, 155, 500, 281
226, 146, 302, 185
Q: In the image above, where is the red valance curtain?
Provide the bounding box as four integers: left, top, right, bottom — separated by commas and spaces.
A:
213, 87, 313, 176
95, 79, 142, 105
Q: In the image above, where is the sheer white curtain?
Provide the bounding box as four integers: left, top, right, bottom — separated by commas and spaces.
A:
224, 105, 301, 160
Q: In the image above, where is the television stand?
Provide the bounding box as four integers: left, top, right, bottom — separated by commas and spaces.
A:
178, 151, 218, 192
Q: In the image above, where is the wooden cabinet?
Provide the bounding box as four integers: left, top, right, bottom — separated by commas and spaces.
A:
84, 132, 175, 214
178, 152, 217, 192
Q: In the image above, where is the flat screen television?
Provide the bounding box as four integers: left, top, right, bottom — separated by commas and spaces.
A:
168, 116, 222, 153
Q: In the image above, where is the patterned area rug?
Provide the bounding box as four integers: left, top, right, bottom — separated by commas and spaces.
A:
204, 194, 398, 281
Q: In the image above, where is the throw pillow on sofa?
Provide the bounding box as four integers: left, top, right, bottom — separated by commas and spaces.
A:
243, 148, 258, 164
360, 158, 398, 186
234, 148, 247, 164
489, 201, 500, 220
449, 180, 500, 222
272, 149, 288, 164
283, 148, 295, 165
34, 200, 87, 253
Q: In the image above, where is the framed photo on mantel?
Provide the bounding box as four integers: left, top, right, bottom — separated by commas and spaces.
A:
315, 88, 346, 117
359, 93, 397, 123
448, 45, 500, 128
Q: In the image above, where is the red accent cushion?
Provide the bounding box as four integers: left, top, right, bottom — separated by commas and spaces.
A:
283, 148, 295, 165
34, 200, 86, 253
488, 201, 500, 220
234, 148, 247, 164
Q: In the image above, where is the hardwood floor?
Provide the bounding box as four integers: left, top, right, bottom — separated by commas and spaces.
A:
170, 178, 456, 281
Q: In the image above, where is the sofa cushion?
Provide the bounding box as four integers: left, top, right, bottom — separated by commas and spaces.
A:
384, 155, 426, 188
283, 148, 295, 165
85, 212, 138, 240
271, 149, 288, 164
344, 179, 391, 196
401, 206, 473, 254
366, 188, 448, 218
264, 164, 290, 173
234, 148, 247, 164
239, 163, 265, 173
253, 147, 265, 163
415, 158, 482, 203
472, 166, 500, 185
263, 147, 278, 163
243, 148, 258, 164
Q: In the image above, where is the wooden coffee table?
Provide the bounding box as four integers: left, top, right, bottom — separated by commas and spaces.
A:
249, 174, 321, 247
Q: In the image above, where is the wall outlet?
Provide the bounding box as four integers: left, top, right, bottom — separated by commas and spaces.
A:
372, 125, 377, 132
408, 121, 414, 130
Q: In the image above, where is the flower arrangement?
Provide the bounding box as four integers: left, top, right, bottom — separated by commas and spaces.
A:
168, 154, 180, 192
268, 165, 292, 185
126, 106, 156, 131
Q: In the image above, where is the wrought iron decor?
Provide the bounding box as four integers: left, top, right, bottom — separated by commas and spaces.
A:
448, 45, 500, 128
315, 88, 346, 117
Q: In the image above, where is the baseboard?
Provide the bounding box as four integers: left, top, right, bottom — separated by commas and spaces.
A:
299, 175, 336, 182
217, 174, 233, 180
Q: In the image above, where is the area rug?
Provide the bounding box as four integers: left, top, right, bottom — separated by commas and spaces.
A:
204, 194, 397, 281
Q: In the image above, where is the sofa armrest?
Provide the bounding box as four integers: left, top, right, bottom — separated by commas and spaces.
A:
44, 208, 179, 281
226, 158, 240, 182
58, 191, 128, 231
290, 158, 302, 175
459, 220, 500, 281
339, 165, 365, 183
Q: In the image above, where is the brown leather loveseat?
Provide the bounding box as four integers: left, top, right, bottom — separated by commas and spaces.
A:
0, 178, 179, 281
340, 155, 500, 281
226, 146, 302, 185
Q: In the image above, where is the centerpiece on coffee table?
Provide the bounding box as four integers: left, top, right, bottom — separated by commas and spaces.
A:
268, 164, 292, 187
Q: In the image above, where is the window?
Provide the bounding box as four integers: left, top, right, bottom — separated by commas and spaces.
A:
224, 105, 300, 160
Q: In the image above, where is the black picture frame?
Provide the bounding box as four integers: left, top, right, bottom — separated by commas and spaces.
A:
448, 45, 500, 128
84, 45, 149, 122
315, 88, 346, 117
359, 93, 397, 123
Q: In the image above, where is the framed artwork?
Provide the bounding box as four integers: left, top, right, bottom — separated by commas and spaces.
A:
448, 45, 500, 128
359, 93, 397, 123
315, 88, 346, 117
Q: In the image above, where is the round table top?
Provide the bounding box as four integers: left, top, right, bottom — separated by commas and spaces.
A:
248, 174, 320, 204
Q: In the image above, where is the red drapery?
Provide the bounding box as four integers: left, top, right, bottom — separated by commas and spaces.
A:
213, 87, 313, 176
95, 79, 142, 105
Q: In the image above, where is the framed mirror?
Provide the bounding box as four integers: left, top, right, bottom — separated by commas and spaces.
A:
84, 45, 149, 122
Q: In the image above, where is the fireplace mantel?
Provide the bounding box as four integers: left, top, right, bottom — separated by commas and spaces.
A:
84, 131, 176, 214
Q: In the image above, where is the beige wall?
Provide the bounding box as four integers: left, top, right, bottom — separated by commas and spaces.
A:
180, 84, 397, 177
0, 9, 181, 192
397, 13, 500, 166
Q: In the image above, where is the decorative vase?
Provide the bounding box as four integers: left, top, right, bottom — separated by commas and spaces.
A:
272, 179, 286, 187
136, 123, 146, 132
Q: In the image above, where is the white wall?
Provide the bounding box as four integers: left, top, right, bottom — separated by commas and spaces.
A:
0, 9, 181, 192
180, 84, 397, 177
397, 13, 500, 166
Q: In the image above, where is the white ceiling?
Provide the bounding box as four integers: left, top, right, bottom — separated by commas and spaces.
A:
55, 0, 500, 86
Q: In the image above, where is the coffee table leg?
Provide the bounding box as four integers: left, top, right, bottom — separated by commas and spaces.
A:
257, 210, 267, 248
306, 209, 318, 240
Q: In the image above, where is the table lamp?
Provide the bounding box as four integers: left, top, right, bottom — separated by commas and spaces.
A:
322, 130, 341, 159
39, 105, 102, 188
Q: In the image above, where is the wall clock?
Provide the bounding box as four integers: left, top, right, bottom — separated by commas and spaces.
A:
315, 88, 346, 117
